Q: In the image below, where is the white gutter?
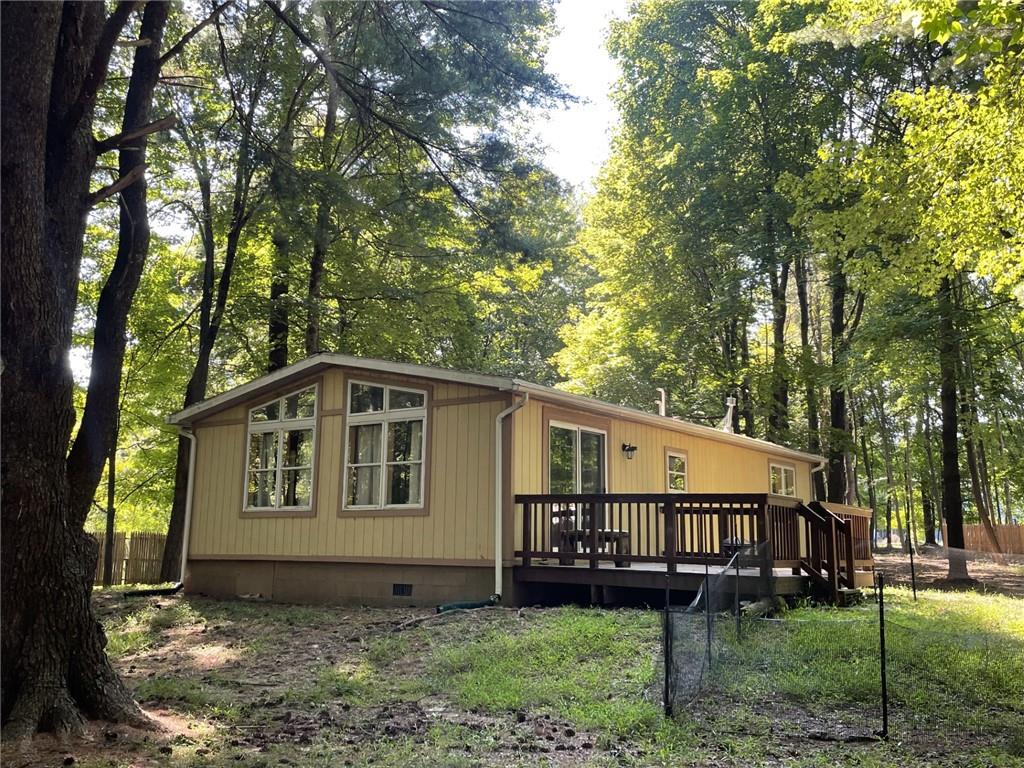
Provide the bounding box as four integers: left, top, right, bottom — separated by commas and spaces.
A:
177, 427, 197, 586
494, 391, 529, 600
511, 380, 825, 466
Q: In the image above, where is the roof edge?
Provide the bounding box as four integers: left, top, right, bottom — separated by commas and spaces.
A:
167, 354, 515, 426
511, 380, 826, 465
167, 354, 824, 465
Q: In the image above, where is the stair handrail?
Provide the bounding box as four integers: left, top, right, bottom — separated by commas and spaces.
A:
796, 501, 850, 602
808, 501, 856, 590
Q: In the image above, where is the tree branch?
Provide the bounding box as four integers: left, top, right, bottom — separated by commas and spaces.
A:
159, 0, 234, 64
96, 115, 176, 153
88, 163, 147, 207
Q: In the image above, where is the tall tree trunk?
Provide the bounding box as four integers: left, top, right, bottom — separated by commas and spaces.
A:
767, 260, 790, 442
853, 395, 879, 549
796, 254, 825, 499
872, 390, 899, 550
305, 37, 338, 356
961, 387, 1002, 554
162, 20, 288, 580
1, 0, 151, 738
994, 409, 1013, 524
921, 396, 940, 544
268, 125, 294, 372
739, 328, 754, 437
102, 429, 117, 588
938, 276, 969, 579
921, 482, 936, 547
826, 262, 849, 503
903, 422, 916, 550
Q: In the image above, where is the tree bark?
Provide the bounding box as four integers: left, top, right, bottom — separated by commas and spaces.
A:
268, 124, 294, 372
796, 254, 825, 499
921, 483, 936, 547
162, 20, 283, 580
1, 0, 149, 738
826, 262, 849, 503
994, 409, 1013, 524
767, 259, 790, 442
305, 14, 339, 356
103, 434, 117, 588
853, 394, 880, 550
739, 328, 754, 436
921, 396, 940, 544
937, 276, 969, 579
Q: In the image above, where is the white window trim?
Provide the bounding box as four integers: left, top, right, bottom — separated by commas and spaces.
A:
343, 379, 427, 510
769, 461, 797, 498
244, 385, 318, 512
666, 450, 688, 493
547, 420, 608, 494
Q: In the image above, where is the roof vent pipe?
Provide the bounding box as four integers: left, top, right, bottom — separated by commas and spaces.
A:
656, 388, 667, 417
719, 396, 737, 433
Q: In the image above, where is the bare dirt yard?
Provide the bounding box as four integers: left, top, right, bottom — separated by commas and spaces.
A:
4, 573, 1023, 768
874, 547, 1024, 596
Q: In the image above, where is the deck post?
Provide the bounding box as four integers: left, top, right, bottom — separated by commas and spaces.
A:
827, 516, 839, 600
844, 520, 856, 589
755, 497, 772, 588
589, 501, 599, 570
522, 502, 532, 568
665, 499, 677, 574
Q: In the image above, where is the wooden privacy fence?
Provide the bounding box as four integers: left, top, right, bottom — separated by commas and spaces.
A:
92, 532, 167, 585
944, 523, 1024, 555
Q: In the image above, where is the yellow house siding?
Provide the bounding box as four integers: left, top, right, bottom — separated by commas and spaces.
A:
188, 366, 818, 566
511, 396, 814, 499
188, 367, 504, 563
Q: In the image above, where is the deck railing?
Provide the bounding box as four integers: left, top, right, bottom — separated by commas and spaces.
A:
514, 492, 871, 602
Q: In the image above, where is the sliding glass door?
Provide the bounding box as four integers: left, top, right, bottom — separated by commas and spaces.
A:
548, 422, 606, 494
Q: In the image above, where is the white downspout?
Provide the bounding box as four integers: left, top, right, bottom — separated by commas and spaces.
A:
177, 427, 197, 586
810, 459, 827, 501
494, 391, 529, 601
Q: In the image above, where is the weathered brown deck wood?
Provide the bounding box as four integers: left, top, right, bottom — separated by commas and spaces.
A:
515, 492, 873, 604
514, 561, 806, 596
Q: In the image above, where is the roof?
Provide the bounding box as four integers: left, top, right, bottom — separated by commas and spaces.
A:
167, 353, 825, 465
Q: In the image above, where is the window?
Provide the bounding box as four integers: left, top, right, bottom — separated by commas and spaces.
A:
245, 386, 317, 511
666, 451, 687, 492
344, 381, 426, 509
770, 462, 796, 497
548, 422, 606, 494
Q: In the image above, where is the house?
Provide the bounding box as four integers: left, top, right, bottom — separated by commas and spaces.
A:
168, 353, 872, 606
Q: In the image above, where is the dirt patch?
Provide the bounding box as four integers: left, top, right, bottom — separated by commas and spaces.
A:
12, 597, 614, 768
874, 548, 1024, 597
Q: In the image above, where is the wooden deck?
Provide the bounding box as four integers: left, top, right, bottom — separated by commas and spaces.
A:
516, 560, 806, 596
513, 493, 874, 604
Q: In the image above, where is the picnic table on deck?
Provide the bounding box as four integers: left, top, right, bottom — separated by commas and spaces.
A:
557, 528, 631, 567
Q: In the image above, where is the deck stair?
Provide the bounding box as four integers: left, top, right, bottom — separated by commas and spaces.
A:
796, 501, 862, 605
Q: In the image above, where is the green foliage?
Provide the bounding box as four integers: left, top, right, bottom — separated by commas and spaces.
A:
77, 0, 583, 535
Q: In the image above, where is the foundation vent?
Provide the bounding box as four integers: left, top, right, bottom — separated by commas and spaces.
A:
392, 583, 413, 597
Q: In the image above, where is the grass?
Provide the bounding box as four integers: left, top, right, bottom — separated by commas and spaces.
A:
80, 586, 1024, 768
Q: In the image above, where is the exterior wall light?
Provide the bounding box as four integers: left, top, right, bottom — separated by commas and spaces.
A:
621, 442, 638, 460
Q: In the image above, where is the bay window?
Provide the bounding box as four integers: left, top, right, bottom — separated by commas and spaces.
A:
344, 381, 426, 509
246, 386, 317, 511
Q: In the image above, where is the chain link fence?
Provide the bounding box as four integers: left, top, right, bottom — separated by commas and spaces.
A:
662, 547, 1024, 742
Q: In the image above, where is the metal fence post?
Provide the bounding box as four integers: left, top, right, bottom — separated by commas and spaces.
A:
704, 566, 712, 672
735, 553, 741, 641
877, 572, 889, 740
663, 573, 672, 716
906, 521, 917, 601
